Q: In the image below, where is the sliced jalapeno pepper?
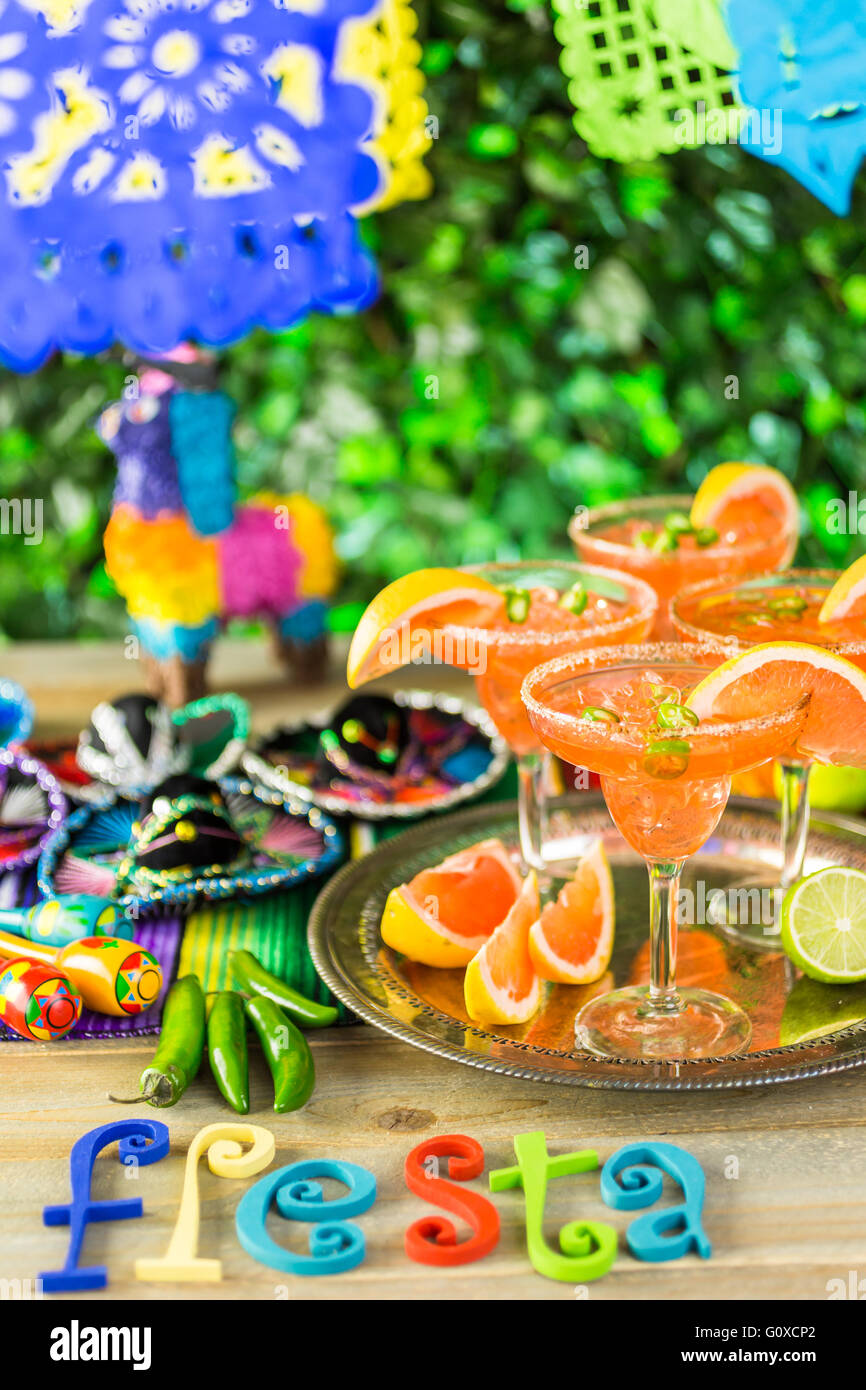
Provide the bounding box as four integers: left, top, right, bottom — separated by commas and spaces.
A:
207, 990, 249, 1114
694, 526, 719, 547
110, 974, 205, 1108
229, 949, 338, 1029
559, 581, 588, 616
768, 595, 807, 616
651, 530, 679, 554
245, 995, 315, 1114
579, 705, 621, 724
643, 737, 692, 780
502, 586, 531, 623
656, 702, 700, 731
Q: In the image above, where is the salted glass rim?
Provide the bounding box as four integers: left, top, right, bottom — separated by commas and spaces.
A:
437, 560, 659, 647
520, 641, 811, 750
568, 492, 798, 561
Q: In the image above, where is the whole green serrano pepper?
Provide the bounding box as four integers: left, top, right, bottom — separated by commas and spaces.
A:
207, 990, 249, 1114
245, 995, 315, 1113
110, 974, 205, 1108
229, 948, 338, 1029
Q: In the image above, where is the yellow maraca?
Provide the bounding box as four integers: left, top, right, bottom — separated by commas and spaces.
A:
0, 931, 162, 1016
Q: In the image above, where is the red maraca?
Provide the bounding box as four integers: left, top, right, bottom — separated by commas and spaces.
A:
0, 958, 82, 1040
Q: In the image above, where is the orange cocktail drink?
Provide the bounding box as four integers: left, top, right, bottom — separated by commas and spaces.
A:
441, 563, 657, 868
672, 569, 866, 937
570, 479, 798, 638
672, 570, 866, 649
522, 643, 808, 1059
347, 562, 657, 874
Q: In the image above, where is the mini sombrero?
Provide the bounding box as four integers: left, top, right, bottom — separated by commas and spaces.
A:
38, 771, 342, 913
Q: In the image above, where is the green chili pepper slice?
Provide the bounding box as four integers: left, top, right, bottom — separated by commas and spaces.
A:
656, 702, 700, 731
768, 595, 807, 616
694, 526, 719, 547
651, 530, 679, 554
634, 528, 656, 549
245, 995, 315, 1114
502, 586, 531, 623
110, 974, 205, 1108
207, 990, 249, 1114
559, 581, 588, 616
663, 511, 693, 535
643, 737, 692, 780
229, 949, 338, 1029
578, 705, 621, 724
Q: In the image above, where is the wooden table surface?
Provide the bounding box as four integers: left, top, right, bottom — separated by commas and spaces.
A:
3, 638, 866, 1302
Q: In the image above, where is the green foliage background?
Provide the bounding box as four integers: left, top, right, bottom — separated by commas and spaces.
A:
1, 0, 865, 642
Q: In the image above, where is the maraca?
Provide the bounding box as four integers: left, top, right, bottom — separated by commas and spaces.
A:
0, 894, 133, 948
0, 958, 82, 1040
0, 932, 162, 1016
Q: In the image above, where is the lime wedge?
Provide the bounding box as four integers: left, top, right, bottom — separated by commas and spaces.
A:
780, 866, 866, 983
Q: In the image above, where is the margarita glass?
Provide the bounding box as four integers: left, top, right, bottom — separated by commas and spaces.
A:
441, 562, 657, 870
522, 643, 808, 1059
570, 495, 797, 638
672, 568, 866, 943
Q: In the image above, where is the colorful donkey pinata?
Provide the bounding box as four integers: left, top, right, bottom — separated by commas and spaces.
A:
100, 349, 337, 706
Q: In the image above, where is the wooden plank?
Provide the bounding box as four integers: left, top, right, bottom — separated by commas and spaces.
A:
2, 1027, 866, 1301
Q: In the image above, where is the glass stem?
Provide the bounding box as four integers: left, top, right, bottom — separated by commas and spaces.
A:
779, 759, 812, 893
647, 859, 685, 1015
516, 750, 551, 872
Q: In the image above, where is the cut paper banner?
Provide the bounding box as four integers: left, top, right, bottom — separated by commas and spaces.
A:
725, 0, 866, 215
336, 0, 433, 212
551, 0, 741, 163
0, 0, 393, 369
553, 0, 866, 214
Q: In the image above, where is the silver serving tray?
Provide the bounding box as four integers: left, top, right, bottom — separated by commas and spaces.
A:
308, 794, 866, 1091
243, 689, 509, 821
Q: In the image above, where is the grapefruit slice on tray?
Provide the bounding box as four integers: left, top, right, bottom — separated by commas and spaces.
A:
347, 567, 503, 687
689, 462, 799, 541
528, 839, 615, 984
818, 554, 866, 626
380, 837, 522, 968
686, 642, 866, 766
464, 872, 542, 1025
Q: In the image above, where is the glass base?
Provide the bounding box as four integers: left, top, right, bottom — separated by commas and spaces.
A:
574, 986, 752, 1061
713, 870, 784, 953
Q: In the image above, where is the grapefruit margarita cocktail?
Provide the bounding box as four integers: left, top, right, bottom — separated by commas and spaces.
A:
569, 465, 799, 638
522, 643, 809, 1059
347, 562, 657, 870
672, 568, 866, 942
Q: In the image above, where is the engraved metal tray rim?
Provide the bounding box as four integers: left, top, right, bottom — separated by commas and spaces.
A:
307, 795, 866, 1091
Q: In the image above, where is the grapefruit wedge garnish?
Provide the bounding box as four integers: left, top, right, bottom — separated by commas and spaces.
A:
689, 463, 798, 540
464, 872, 542, 1024
818, 554, 866, 626
380, 837, 522, 968
347, 567, 503, 687
528, 839, 615, 984
686, 642, 866, 766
